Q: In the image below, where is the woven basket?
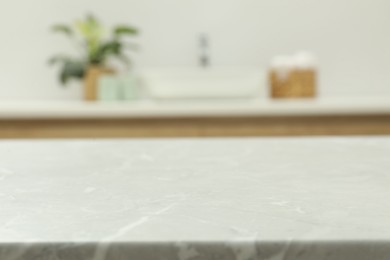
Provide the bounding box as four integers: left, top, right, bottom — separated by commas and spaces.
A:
270, 69, 316, 98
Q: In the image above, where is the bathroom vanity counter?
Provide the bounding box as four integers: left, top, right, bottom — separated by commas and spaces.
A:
0, 98, 390, 137
0, 98, 390, 119
0, 137, 389, 259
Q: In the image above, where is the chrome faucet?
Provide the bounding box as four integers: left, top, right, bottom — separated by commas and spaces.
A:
199, 34, 210, 68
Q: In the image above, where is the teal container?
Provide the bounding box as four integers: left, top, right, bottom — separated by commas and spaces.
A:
97, 75, 120, 101
120, 75, 139, 101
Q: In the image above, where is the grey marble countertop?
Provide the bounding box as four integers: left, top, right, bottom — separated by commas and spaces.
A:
0, 137, 390, 259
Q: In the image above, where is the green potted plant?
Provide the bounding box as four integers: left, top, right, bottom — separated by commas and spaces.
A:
49, 14, 138, 101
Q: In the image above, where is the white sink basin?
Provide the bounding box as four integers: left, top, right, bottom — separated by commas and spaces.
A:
139, 68, 265, 99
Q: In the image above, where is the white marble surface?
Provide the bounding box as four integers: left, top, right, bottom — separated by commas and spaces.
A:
0, 137, 390, 259
0, 98, 390, 119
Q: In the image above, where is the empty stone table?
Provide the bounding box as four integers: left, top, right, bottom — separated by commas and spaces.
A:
0, 138, 389, 259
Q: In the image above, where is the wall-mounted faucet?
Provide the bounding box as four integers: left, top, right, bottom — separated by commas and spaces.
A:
199, 34, 210, 68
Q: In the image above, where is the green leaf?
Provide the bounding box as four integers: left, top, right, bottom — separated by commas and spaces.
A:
51, 24, 73, 37
90, 41, 122, 64
75, 14, 104, 57
101, 41, 122, 55
60, 69, 70, 85
58, 61, 86, 86
114, 25, 138, 37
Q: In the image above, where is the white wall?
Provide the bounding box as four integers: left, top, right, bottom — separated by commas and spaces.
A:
0, 0, 390, 100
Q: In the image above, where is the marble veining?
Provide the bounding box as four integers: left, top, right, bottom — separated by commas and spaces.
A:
0, 137, 390, 259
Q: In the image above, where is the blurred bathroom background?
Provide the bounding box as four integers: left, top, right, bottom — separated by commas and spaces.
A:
0, 0, 389, 99
0, 0, 389, 138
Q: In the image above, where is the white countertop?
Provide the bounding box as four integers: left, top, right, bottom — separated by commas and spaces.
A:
0, 137, 390, 259
0, 97, 389, 119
